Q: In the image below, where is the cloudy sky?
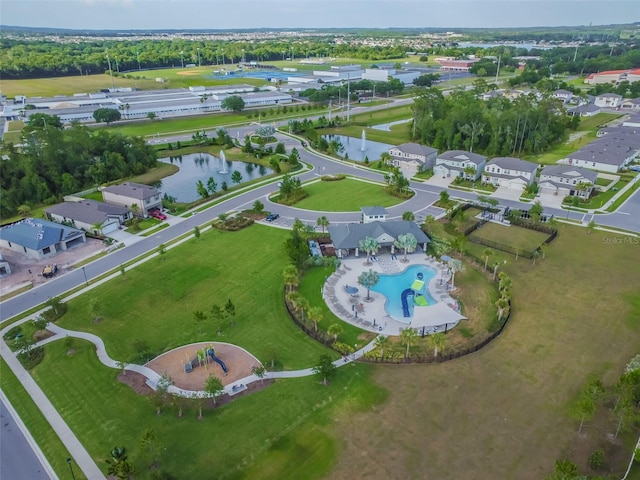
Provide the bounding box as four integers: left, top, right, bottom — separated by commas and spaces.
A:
2, 0, 639, 30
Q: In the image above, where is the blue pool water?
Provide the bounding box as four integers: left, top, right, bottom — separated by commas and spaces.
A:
370, 265, 437, 323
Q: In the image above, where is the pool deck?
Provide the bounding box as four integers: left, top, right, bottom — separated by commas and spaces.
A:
323, 253, 466, 337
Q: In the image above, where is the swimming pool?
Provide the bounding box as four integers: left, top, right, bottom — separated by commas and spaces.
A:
370, 265, 437, 323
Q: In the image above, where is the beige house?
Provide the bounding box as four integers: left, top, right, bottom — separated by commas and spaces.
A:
101, 182, 162, 217
482, 157, 538, 191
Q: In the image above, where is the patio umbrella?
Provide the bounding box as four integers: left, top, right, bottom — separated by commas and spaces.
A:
440, 255, 452, 262
345, 286, 359, 295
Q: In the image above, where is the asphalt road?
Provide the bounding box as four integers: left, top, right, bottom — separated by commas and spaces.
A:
0, 396, 52, 480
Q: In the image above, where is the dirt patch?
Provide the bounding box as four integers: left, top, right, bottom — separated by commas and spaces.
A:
176, 71, 201, 76
118, 371, 153, 395
145, 342, 261, 391
0, 238, 105, 295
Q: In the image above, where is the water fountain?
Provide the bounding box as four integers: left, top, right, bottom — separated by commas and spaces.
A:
360, 129, 367, 152
219, 150, 228, 174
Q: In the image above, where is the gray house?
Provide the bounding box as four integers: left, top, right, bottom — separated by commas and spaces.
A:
482, 157, 538, 190
101, 182, 162, 217
539, 165, 598, 199
387, 143, 437, 174
566, 129, 640, 173
0, 218, 86, 260
434, 150, 487, 180
361, 206, 389, 223
45, 200, 132, 235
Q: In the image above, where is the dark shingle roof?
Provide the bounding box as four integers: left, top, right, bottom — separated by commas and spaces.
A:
361, 206, 388, 216
46, 200, 130, 225
328, 221, 430, 250
487, 157, 538, 173
101, 182, 159, 200
392, 143, 437, 156
540, 165, 597, 183
0, 218, 84, 250
438, 150, 487, 165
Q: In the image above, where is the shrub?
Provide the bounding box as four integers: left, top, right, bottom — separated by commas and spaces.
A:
321, 174, 346, 182
588, 449, 605, 470
18, 346, 45, 370
3, 325, 23, 341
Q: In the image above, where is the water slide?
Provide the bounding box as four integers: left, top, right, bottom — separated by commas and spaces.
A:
400, 289, 415, 318
207, 349, 228, 374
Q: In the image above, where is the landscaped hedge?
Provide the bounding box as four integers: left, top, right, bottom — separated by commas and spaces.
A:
320, 174, 346, 182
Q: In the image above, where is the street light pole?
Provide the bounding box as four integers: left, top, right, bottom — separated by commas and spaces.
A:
105, 53, 115, 90
180, 51, 184, 68
67, 458, 77, 480
347, 73, 351, 123
136, 50, 141, 70
197, 48, 201, 67
81, 266, 88, 286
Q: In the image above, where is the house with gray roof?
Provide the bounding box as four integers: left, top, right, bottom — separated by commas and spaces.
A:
328, 220, 430, 259
101, 182, 162, 217
623, 114, 640, 128
45, 200, 131, 235
567, 104, 601, 117
539, 165, 598, 199
361, 206, 389, 223
434, 150, 487, 180
620, 97, 640, 111
482, 157, 538, 190
387, 142, 437, 175
553, 89, 573, 102
0, 218, 86, 260
566, 130, 640, 173
594, 93, 623, 108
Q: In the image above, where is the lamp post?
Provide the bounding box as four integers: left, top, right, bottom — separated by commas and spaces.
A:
221, 49, 225, 66
136, 50, 141, 70
81, 266, 88, 286
67, 458, 76, 480
105, 53, 115, 90
197, 48, 201, 67
180, 51, 184, 68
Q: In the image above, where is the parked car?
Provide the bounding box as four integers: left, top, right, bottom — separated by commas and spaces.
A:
149, 208, 167, 220
629, 165, 640, 172
42, 264, 58, 278
265, 213, 279, 222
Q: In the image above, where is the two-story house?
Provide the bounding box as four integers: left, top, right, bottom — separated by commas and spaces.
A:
553, 89, 573, 103
101, 182, 162, 218
387, 143, 437, 175
482, 157, 538, 191
594, 93, 623, 108
538, 165, 597, 199
434, 150, 487, 180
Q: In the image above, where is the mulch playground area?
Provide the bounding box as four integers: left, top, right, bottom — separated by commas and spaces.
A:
145, 342, 261, 391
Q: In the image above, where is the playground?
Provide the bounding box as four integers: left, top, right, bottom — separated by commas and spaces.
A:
145, 342, 261, 391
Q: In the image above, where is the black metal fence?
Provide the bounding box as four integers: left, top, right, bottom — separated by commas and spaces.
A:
283, 290, 340, 352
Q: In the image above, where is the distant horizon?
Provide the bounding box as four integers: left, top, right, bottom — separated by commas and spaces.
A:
2, 1, 639, 31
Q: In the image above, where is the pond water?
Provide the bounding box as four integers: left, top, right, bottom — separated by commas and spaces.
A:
370, 118, 413, 132
158, 153, 273, 202
321, 134, 393, 162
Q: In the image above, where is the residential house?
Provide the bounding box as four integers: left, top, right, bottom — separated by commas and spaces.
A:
361, 206, 389, 224
553, 89, 573, 102
387, 143, 437, 174
567, 104, 601, 117
45, 200, 131, 235
585, 69, 640, 85
539, 165, 598, 199
623, 114, 640, 128
101, 182, 162, 217
434, 150, 487, 180
620, 97, 640, 111
0, 218, 86, 260
566, 129, 640, 173
482, 157, 538, 190
594, 93, 623, 108
328, 220, 430, 259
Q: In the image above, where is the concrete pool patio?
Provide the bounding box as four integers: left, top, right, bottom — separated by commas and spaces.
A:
323, 253, 466, 337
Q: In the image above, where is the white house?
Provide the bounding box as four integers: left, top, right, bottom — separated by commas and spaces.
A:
620, 98, 640, 111
565, 130, 640, 173
361, 206, 389, 224
482, 157, 538, 190
434, 150, 487, 180
101, 182, 162, 217
553, 89, 573, 102
45, 200, 131, 235
539, 165, 598, 199
567, 104, 601, 117
0, 218, 86, 260
387, 143, 437, 174
594, 93, 623, 108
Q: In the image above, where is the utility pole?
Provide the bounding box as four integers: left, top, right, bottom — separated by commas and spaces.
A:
180, 51, 184, 68
573, 45, 579, 62
494, 55, 501, 84
136, 50, 141, 70
197, 47, 201, 67
105, 53, 115, 90
347, 73, 351, 123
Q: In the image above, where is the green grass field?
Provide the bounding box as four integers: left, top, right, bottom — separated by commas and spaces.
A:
291, 178, 403, 212
469, 222, 550, 253
58, 225, 330, 368
330, 225, 640, 479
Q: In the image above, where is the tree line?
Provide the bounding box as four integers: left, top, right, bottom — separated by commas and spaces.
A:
0, 114, 157, 219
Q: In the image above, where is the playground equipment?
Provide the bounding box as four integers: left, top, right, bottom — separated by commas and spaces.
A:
183, 345, 228, 375
400, 272, 429, 318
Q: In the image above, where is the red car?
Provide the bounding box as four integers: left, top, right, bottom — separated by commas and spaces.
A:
149, 209, 167, 220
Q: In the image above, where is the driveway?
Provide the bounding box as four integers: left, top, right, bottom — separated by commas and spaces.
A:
422, 175, 455, 188
538, 192, 566, 209
491, 184, 524, 201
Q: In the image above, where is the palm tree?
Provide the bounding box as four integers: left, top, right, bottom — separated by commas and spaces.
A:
429, 332, 446, 357
531, 249, 541, 265
498, 272, 512, 297
483, 249, 492, 271
374, 335, 390, 359
297, 297, 311, 323
357, 269, 380, 301
380, 151, 392, 167
448, 258, 464, 289
328, 323, 343, 341
106, 446, 135, 480
587, 219, 597, 234
402, 211, 415, 221
282, 265, 299, 293
400, 328, 418, 359
394, 233, 418, 262
358, 236, 379, 265
495, 297, 510, 322
316, 216, 330, 234
422, 215, 436, 234
307, 306, 323, 332
492, 261, 500, 281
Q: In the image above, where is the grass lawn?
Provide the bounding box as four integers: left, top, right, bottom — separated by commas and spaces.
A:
469, 222, 550, 253
577, 112, 622, 131
58, 225, 331, 368
330, 225, 640, 479
290, 178, 404, 212
0, 358, 86, 479
29, 338, 384, 480
526, 131, 597, 165
566, 175, 634, 210
595, 177, 614, 187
